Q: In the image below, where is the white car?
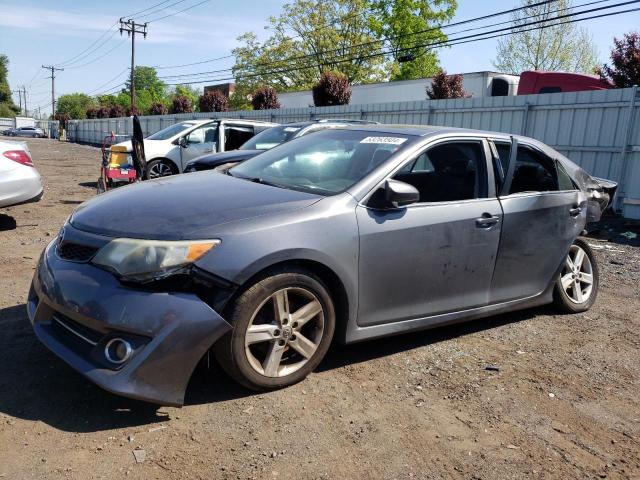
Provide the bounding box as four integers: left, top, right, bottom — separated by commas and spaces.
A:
0, 140, 43, 207
112, 119, 278, 179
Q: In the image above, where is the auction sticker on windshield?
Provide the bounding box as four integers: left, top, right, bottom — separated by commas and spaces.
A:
360, 136, 408, 145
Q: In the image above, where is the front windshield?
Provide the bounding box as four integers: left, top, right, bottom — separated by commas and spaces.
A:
240, 125, 302, 151
230, 129, 415, 195
147, 122, 195, 140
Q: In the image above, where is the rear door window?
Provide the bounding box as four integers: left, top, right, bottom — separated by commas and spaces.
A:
508, 146, 559, 194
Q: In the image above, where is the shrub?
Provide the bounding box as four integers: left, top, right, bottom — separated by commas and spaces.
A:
602, 31, 640, 88
251, 86, 280, 110
426, 69, 468, 100
312, 71, 352, 106
85, 107, 98, 119
109, 105, 125, 118
149, 102, 168, 115
126, 105, 140, 117
171, 95, 193, 114
199, 90, 229, 112
96, 106, 110, 118
53, 112, 70, 129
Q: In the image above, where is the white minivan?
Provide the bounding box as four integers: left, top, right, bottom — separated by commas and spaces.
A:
112, 119, 277, 179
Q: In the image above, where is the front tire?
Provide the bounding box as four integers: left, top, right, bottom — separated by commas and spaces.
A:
145, 159, 177, 179
214, 269, 335, 391
553, 238, 599, 313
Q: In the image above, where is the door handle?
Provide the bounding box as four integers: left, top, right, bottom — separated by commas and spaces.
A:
475, 214, 500, 228
569, 206, 582, 217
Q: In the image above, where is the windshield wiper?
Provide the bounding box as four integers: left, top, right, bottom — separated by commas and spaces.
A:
230, 173, 285, 189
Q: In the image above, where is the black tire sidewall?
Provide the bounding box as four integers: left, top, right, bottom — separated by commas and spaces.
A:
144, 159, 175, 180
216, 270, 336, 390
553, 237, 599, 313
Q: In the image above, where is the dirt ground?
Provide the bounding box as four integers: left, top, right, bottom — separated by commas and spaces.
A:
0, 136, 639, 480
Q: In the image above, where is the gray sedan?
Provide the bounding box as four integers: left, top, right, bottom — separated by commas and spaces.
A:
27, 125, 614, 406
8, 126, 46, 138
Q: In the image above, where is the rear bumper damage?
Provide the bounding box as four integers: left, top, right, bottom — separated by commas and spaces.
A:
27, 239, 232, 406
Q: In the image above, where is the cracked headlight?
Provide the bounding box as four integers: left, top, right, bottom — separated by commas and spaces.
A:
92, 238, 220, 281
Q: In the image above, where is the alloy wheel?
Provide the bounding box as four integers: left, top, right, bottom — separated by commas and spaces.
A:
244, 287, 324, 378
560, 244, 594, 304
149, 162, 174, 178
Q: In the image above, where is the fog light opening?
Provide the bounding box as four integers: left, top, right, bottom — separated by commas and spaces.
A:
105, 338, 133, 364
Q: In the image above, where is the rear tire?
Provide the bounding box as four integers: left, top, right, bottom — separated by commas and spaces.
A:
214, 268, 335, 391
552, 238, 599, 313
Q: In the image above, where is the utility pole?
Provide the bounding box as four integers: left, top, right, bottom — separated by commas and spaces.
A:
42, 65, 64, 118
21, 86, 28, 117
12, 89, 22, 115
119, 18, 148, 111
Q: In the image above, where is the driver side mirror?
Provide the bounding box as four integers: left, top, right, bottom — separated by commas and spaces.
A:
384, 179, 420, 208
178, 136, 188, 148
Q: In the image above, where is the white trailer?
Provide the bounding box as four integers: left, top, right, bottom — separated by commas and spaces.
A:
14, 117, 36, 128
278, 71, 520, 108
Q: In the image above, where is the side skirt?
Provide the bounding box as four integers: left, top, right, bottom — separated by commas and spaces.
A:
344, 282, 554, 344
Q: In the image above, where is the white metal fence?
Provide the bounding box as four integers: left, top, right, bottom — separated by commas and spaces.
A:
66, 87, 640, 219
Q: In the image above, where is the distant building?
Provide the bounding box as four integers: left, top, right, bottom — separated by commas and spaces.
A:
204, 82, 236, 97
278, 71, 520, 108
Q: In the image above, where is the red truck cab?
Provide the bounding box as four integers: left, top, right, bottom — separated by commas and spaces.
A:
517, 70, 611, 95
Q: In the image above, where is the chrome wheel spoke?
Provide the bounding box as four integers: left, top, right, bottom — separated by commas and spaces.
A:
288, 333, 317, 359
565, 256, 574, 271
561, 273, 574, 291
262, 342, 285, 377
574, 249, 585, 269
291, 299, 322, 329
272, 290, 290, 325
580, 273, 593, 285
573, 281, 584, 303
246, 324, 279, 344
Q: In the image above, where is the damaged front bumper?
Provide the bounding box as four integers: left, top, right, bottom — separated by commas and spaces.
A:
27, 239, 232, 407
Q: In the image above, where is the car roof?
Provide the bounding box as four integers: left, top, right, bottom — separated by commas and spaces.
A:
334, 123, 516, 140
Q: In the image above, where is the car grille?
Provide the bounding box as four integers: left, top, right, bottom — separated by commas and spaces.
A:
57, 241, 99, 262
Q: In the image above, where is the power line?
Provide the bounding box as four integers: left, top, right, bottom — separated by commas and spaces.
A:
63, 39, 128, 70
145, 0, 212, 22
86, 67, 130, 95
165, 3, 639, 86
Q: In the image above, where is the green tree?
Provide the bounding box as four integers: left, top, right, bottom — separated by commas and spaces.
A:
232, 0, 388, 96
493, 0, 599, 74
0, 55, 19, 117
124, 66, 167, 102
56, 93, 97, 119
368, 0, 457, 80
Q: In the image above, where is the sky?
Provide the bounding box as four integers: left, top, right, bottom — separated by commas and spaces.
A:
1, 0, 638, 117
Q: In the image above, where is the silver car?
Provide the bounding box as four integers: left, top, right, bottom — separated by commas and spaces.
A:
28, 125, 614, 406
8, 126, 46, 138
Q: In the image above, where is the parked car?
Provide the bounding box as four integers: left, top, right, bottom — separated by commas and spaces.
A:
110, 119, 278, 179
0, 140, 43, 207
183, 119, 380, 173
28, 125, 615, 406
7, 126, 46, 138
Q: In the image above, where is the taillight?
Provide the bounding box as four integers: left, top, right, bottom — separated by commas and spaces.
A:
3, 150, 34, 167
